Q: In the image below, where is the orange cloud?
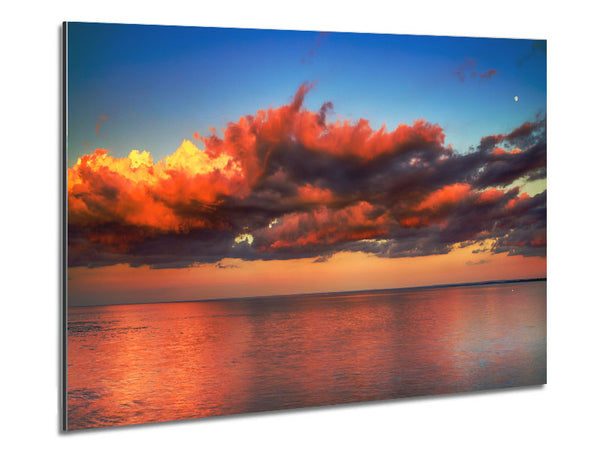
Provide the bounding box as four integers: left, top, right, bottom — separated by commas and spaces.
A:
492, 147, 522, 156
506, 192, 531, 210
416, 183, 471, 211
198, 83, 445, 174
68, 141, 246, 236
476, 188, 505, 204
68, 84, 546, 268
261, 202, 389, 251
296, 184, 334, 204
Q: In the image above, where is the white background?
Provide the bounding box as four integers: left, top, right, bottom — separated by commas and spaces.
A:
1, 0, 598, 448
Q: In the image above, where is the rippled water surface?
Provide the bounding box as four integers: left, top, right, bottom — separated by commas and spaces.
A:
67, 281, 546, 430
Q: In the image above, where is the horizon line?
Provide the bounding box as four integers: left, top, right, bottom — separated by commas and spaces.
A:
68, 276, 547, 308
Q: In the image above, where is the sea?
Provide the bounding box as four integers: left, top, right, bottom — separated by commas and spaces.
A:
66, 280, 546, 430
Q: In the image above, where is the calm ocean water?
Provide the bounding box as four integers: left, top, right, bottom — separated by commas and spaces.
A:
67, 281, 546, 430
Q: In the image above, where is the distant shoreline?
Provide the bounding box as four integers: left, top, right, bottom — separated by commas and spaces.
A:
68, 277, 547, 308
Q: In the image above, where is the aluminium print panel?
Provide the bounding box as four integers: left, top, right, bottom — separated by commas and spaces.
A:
63, 22, 546, 430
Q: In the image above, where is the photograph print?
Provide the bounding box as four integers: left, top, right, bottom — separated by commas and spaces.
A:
64, 22, 546, 430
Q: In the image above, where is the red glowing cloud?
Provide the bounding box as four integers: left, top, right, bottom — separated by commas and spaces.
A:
67, 84, 546, 268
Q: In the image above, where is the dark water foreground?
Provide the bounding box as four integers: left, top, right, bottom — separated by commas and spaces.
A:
67, 281, 546, 430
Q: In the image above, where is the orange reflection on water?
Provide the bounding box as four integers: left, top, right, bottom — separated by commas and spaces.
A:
67, 281, 546, 430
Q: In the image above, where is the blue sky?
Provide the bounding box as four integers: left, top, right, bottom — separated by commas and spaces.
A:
66, 22, 546, 166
